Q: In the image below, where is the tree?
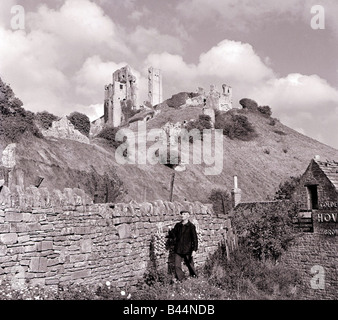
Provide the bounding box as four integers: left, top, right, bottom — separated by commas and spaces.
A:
274, 176, 301, 200
208, 189, 232, 215
68, 112, 90, 137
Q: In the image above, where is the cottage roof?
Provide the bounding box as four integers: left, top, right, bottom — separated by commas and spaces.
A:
314, 159, 338, 192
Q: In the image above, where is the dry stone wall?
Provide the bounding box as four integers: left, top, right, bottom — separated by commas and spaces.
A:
0, 185, 234, 289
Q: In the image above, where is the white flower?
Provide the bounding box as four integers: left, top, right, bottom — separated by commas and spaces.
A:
127, 293, 131, 299
121, 290, 126, 296
106, 281, 111, 287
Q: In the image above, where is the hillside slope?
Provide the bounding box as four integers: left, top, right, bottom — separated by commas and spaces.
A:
2, 77, 337, 203
6, 104, 338, 204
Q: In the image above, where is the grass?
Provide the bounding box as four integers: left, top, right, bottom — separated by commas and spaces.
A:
6, 99, 338, 204
0, 249, 303, 300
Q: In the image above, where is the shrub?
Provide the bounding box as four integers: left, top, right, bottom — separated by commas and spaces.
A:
268, 118, 276, 126
166, 92, 198, 108
184, 114, 212, 142
257, 105, 272, 117
239, 98, 258, 110
231, 201, 298, 261
204, 243, 302, 299
274, 176, 301, 200
215, 112, 257, 141
0, 79, 42, 142
35, 111, 60, 130
97, 126, 123, 149
68, 112, 90, 137
208, 188, 232, 215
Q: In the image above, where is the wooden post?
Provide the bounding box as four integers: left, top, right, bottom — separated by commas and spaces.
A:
169, 172, 175, 202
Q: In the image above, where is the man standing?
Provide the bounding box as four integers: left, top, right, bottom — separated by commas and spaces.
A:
171, 210, 198, 281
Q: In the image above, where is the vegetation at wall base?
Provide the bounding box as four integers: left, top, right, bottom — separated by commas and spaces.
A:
231, 201, 298, 261
203, 244, 302, 300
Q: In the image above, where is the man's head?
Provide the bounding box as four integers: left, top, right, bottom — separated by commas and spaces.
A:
180, 210, 190, 222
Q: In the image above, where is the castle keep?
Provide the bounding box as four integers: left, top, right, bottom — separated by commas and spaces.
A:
148, 67, 163, 107
104, 66, 137, 128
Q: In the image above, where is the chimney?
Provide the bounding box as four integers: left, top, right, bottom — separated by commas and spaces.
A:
231, 175, 242, 208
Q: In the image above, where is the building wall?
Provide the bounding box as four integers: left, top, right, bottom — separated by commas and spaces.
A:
234, 199, 337, 300
0, 185, 235, 289
148, 67, 163, 106
219, 84, 233, 111
280, 215, 337, 300
293, 160, 338, 211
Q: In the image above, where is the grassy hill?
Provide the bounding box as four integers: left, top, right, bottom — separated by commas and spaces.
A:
7, 105, 338, 204
1, 78, 338, 204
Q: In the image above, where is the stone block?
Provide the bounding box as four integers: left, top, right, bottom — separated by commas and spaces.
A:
71, 269, 91, 280
0, 233, 18, 244
116, 224, 131, 239
69, 254, 87, 263
41, 241, 53, 251
10, 222, 27, 233
5, 212, 23, 222
0, 244, 7, 256
0, 224, 10, 233
80, 239, 92, 253
29, 257, 48, 273
27, 222, 41, 232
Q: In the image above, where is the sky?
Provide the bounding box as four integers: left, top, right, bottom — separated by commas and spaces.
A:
0, 0, 337, 149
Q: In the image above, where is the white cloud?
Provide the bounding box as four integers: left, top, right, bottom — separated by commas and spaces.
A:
198, 40, 274, 82
127, 26, 184, 56
145, 40, 338, 148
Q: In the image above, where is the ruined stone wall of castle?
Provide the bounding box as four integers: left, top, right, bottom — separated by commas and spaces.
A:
148, 67, 163, 106
0, 185, 235, 289
41, 117, 90, 144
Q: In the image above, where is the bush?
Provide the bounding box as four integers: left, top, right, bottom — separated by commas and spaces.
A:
35, 111, 60, 130
68, 112, 90, 137
204, 244, 302, 299
239, 98, 258, 110
257, 105, 272, 117
208, 188, 232, 215
97, 126, 123, 149
184, 114, 212, 142
215, 113, 257, 141
274, 176, 301, 200
269, 118, 276, 126
0, 78, 42, 142
166, 92, 199, 108
231, 202, 298, 261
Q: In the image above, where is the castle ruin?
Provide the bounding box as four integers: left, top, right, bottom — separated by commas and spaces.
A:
148, 67, 163, 107
104, 65, 137, 128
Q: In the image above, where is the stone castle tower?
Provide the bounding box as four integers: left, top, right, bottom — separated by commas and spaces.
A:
104, 65, 137, 127
148, 67, 163, 106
